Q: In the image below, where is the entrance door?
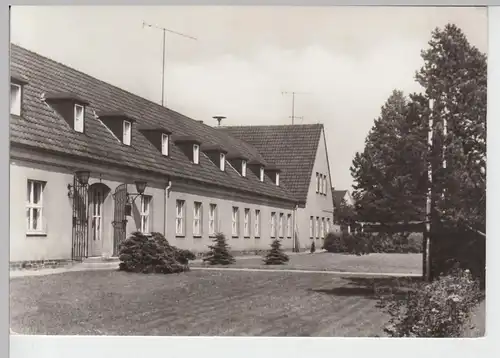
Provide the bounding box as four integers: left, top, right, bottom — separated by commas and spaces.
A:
89, 186, 105, 256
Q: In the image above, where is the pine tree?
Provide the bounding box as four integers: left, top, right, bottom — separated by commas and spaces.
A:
203, 233, 235, 265
350, 90, 428, 224
415, 23, 486, 233
263, 239, 290, 265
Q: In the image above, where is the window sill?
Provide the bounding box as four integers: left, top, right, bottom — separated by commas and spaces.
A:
26, 232, 47, 237
176, 235, 185, 238
287, 237, 292, 239
255, 236, 260, 239
193, 235, 202, 239
244, 236, 250, 239
232, 236, 239, 239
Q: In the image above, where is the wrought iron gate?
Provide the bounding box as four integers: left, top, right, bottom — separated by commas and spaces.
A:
71, 176, 89, 261
112, 183, 128, 256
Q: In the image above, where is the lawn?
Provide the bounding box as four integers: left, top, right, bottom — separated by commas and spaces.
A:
10, 269, 416, 336
192, 252, 423, 275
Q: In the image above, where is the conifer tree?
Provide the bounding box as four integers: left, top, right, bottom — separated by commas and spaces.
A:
263, 239, 290, 265
203, 233, 235, 265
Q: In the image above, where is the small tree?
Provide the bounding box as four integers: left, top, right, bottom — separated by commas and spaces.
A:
203, 233, 235, 265
263, 239, 290, 265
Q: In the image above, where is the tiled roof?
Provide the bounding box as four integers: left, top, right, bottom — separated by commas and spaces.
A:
9, 44, 296, 203
333, 189, 348, 207
221, 124, 323, 204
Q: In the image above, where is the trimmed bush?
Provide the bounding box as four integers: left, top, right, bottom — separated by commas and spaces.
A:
377, 268, 483, 337
263, 239, 290, 265
203, 233, 235, 265
118, 232, 193, 274
322, 231, 370, 255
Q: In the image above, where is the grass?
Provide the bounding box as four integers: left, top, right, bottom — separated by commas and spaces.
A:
10, 269, 415, 336
193, 252, 423, 275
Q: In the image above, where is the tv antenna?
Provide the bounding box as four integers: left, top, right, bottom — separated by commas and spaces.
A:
142, 21, 197, 107
213, 116, 226, 127
281, 91, 310, 125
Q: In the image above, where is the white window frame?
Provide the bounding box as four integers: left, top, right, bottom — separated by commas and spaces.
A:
316, 172, 320, 193
326, 218, 331, 234
260, 167, 264, 182
161, 134, 169, 156
276, 172, 280, 186
244, 208, 250, 237
209, 203, 218, 236
309, 216, 314, 239
255, 209, 261, 238
123, 120, 131, 145
278, 213, 284, 238
316, 217, 320, 239
271, 212, 277, 238
175, 200, 185, 236
232, 207, 239, 237
26, 180, 45, 233
140, 195, 152, 234
321, 218, 325, 239
74, 104, 84, 133
220, 153, 225, 171
193, 144, 200, 164
10, 83, 22, 116
193, 202, 202, 237
287, 214, 292, 238
242, 160, 247, 177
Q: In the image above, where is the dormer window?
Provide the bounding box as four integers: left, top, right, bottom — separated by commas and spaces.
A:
242, 160, 247, 177
123, 120, 131, 145
276, 172, 280, 186
260, 167, 264, 182
161, 133, 169, 156
74, 104, 84, 133
10, 83, 22, 116
220, 153, 226, 171
193, 144, 200, 164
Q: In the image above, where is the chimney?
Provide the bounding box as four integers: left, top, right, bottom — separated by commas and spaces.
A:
213, 115, 226, 127
197, 120, 204, 124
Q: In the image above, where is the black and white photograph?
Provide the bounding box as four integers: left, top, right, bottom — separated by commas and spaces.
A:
8, 5, 486, 338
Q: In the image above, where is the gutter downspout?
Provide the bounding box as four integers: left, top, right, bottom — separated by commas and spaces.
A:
164, 179, 172, 236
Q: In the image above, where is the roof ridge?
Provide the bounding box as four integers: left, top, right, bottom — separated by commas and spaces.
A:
221, 123, 323, 129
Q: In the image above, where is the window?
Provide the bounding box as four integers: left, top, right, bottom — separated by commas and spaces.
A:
244, 208, 250, 237
319, 175, 323, 194
193, 202, 202, 237
10, 83, 22, 116
271, 212, 277, 238
326, 218, 331, 234
161, 134, 169, 156
232, 207, 239, 237
321, 218, 325, 239
316, 217, 320, 239
276, 172, 280, 186
255, 209, 261, 238
242, 160, 247, 177
123, 120, 131, 145
316, 173, 320, 193
220, 153, 225, 171
26, 180, 45, 233
287, 214, 292, 238
175, 200, 185, 236
309, 216, 314, 239
209, 204, 218, 236
260, 167, 264, 182
140, 195, 151, 234
193, 144, 200, 164
74, 104, 84, 133
278, 213, 284, 238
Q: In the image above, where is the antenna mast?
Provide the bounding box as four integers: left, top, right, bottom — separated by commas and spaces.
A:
143, 21, 197, 107
281, 91, 309, 124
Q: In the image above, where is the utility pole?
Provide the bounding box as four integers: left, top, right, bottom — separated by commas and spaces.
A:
282, 91, 309, 124
142, 21, 197, 107
424, 98, 435, 282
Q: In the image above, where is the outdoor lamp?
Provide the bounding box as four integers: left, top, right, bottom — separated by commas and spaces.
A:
67, 170, 91, 198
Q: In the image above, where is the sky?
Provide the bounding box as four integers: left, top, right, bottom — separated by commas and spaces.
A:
9, 6, 488, 191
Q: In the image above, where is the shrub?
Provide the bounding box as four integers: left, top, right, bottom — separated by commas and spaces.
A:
118, 232, 192, 274
378, 269, 483, 337
323, 231, 370, 255
323, 232, 346, 252
263, 239, 290, 265
203, 233, 235, 265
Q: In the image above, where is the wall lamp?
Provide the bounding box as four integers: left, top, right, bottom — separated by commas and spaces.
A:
67, 170, 91, 198
124, 180, 148, 216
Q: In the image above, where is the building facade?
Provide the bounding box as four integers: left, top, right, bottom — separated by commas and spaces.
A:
9, 44, 334, 267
